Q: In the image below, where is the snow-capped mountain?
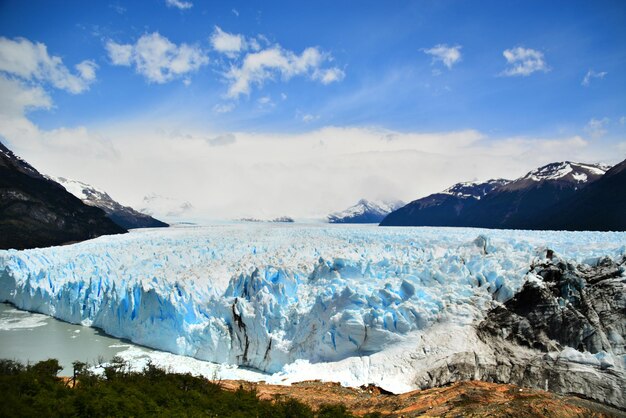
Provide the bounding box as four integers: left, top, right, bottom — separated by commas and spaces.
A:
0, 141, 125, 250
533, 159, 626, 231
523, 161, 610, 182
138, 194, 194, 220
51, 177, 168, 230
461, 161, 611, 229
381, 160, 616, 230
380, 179, 511, 227
328, 199, 404, 223
502, 161, 610, 192
442, 179, 510, 199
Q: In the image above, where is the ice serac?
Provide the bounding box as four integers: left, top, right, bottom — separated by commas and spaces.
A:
0, 225, 625, 407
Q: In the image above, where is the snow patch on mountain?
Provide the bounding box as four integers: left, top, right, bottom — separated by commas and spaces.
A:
51, 176, 116, 208
442, 179, 510, 200
50, 177, 168, 229
523, 161, 610, 183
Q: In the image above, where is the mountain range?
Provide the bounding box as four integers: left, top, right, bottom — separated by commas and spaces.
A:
381, 160, 625, 231
0, 142, 126, 250
51, 177, 168, 230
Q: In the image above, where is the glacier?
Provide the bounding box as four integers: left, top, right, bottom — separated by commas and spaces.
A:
1, 224, 625, 398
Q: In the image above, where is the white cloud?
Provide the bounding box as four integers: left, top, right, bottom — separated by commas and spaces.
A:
257, 96, 273, 106
0, 37, 108, 171
210, 26, 246, 57
248, 38, 262, 52
422, 44, 462, 69
0, 75, 52, 117
0, 36, 96, 93
36, 123, 618, 220
106, 42, 133, 65
301, 113, 319, 123
105, 33, 208, 84
584, 117, 609, 139
232, 9, 239, 17
501, 47, 549, 76
225, 46, 341, 98
0, 75, 119, 173
165, 0, 192, 10
4, 75, 620, 223
620, 116, 626, 125
212, 103, 235, 113
313, 67, 345, 84
75, 60, 98, 81
582, 69, 607, 86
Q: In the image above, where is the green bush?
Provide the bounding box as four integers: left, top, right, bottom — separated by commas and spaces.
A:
0, 358, 371, 418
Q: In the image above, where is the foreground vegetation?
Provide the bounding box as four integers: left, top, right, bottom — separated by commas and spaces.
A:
0, 358, 381, 417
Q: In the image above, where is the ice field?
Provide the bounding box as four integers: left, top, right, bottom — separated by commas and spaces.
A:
1, 224, 625, 391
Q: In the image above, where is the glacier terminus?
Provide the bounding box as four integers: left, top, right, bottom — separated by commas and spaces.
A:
1, 224, 624, 407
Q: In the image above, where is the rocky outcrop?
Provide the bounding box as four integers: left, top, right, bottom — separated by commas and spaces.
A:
414, 336, 626, 410
390, 255, 626, 410
467, 255, 624, 408
480, 256, 625, 355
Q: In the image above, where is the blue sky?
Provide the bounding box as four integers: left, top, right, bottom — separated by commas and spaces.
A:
0, 0, 625, 219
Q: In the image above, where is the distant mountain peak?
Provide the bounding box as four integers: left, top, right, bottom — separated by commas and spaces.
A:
522, 161, 610, 183
328, 199, 404, 223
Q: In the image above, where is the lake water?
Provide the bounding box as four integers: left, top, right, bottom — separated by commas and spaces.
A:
0, 302, 151, 374
0, 302, 269, 381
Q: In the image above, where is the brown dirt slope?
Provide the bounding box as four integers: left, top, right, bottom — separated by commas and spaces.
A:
218, 379, 626, 417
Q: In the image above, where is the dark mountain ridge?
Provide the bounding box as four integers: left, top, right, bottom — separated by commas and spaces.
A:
51, 176, 168, 230
0, 141, 126, 250
533, 159, 626, 231
381, 160, 622, 231
380, 179, 510, 227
